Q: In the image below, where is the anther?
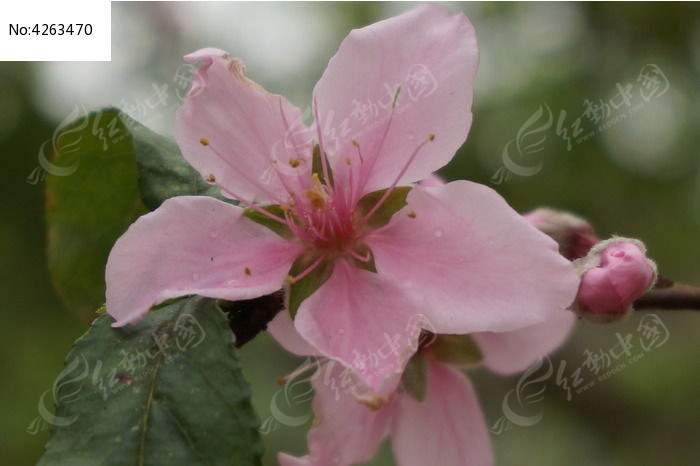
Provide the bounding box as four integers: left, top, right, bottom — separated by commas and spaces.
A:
428, 133, 435, 142
199, 137, 210, 146
244, 267, 252, 276
205, 174, 216, 183
407, 211, 417, 218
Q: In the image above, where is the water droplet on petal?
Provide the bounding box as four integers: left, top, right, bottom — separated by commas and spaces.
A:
434, 229, 443, 238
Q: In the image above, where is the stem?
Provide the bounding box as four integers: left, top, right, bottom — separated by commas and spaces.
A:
634, 276, 700, 311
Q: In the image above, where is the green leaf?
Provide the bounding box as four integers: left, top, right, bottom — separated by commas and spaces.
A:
429, 334, 483, 367
46, 109, 147, 321
355, 187, 412, 229
125, 116, 223, 210
286, 254, 334, 319
38, 297, 263, 466
400, 352, 427, 402
243, 205, 292, 238
46, 108, 225, 321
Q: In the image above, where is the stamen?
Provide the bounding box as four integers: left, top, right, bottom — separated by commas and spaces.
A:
285, 255, 326, 285
203, 143, 285, 204
347, 248, 371, 263
351, 139, 364, 163
312, 96, 333, 190
217, 185, 289, 226
359, 134, 435, 225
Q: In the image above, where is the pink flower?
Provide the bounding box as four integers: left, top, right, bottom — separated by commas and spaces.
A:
269, 308, 576, 466
105, 5, 578, 389
574, 238, 657, 322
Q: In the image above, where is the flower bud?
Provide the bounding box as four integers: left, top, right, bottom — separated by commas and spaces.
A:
524, 208, 599, 260
573, 238, 657, 323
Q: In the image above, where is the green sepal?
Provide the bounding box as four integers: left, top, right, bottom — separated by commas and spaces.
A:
286, 254, 334, 319
401, 352, 427, 402
356, 186, 412, 229
243, 205, 293, 238
430, 334, 483, 367
350, 244, 377, 273
312, 144, 334, 187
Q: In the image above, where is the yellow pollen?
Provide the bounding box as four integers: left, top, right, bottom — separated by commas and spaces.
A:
244, 267, 252, 276
351, 139, 359, 147
205, 174, 216, 183
304, 173, 327, 210
345, 158, 352, 166
406, 211, 417, 218
304, 189, 326, 210
271, 158, 278, 164
289, 158, 301, 168
428, 133, 436, 142
199, 137, 210, 146
285, 275, 295, 285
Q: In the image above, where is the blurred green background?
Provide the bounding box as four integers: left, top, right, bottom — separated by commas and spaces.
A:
2, 2, 700, 465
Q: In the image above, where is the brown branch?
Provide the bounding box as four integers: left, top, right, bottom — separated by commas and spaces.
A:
634, 275, 700, 311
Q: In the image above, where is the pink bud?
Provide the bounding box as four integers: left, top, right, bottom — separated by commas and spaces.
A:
524, 208, 599, 260
574, 238, 657, 322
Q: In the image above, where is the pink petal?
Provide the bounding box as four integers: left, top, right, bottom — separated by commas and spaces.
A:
313, 4, 478, 195
105, 196, 302, 326
175, 48, 312, 204
473, 310, 576, 375
279, 362, 397, 466
267, 310, 322, 357
278, 454, 312, 466
365, 181, 580, 334
294, 259, 422, 391
268, 311, 403, 402
392, 355, 493, 466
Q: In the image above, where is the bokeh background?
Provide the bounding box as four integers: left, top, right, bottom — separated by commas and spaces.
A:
2, 2, 700, 465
